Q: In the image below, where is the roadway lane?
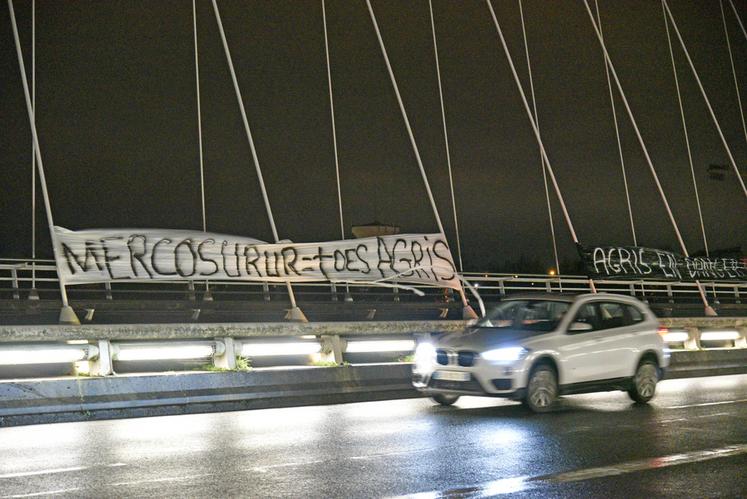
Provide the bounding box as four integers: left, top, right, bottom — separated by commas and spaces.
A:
1, 374, 746, 498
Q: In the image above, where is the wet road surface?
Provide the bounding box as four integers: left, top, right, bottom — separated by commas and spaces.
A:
1, 374, 746, 498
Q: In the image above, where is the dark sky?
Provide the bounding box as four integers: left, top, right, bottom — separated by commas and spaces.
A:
1, 0, 746, 271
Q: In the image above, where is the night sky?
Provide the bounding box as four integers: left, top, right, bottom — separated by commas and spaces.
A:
1, 0, 746, 272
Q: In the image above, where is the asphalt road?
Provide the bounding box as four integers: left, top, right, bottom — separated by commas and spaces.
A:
1, 374, 746, 498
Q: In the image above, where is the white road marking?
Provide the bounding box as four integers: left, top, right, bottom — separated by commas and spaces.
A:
349, 448, 435, 460
546, 444, 747, 483
1, 488, 82, 498
111, 473, 214, 487
248, 447, 435, 473
0, 463, 126, 480
249, 460, 325, 473
659, 411, 733, 424
664, 398, 747, 409
391, 443, 747, 498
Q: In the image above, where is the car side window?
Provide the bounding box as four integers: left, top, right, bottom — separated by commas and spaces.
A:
626, 305, 644, 324
597, 302, 626, 330
571, 303, 599, 332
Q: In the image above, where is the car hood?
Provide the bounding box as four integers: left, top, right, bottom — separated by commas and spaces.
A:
436, 327, 546, 351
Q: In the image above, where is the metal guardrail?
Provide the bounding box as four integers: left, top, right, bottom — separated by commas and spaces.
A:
0, 318, 744, 378
2, 258, 746, 306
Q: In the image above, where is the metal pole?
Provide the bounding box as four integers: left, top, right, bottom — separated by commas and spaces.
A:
211, 0, 305, 321
8, 0, 78, 324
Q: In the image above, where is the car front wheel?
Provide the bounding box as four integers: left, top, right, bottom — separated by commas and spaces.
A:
628, 360, 659, 403
431, 394, 460, 406
524, 364, 558, 413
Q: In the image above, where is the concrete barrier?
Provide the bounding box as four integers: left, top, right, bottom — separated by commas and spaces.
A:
666, 350, 747, 379
1, 349, 745, 428
0, 364, 417, 427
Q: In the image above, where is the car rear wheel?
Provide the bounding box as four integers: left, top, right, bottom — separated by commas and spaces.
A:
628, 360, 659, 403
524, 364, 558, 413
431, 394, 460, 406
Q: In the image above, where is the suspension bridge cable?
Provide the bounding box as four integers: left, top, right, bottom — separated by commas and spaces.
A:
31, 0, 37, 292
8, 0, 77, 322
594, 0, 637, 246
193, 0, 206, 233
322, 0, 345, 242
518, 0, 561, 275
727, 0, 747, 42
365, 0, 445, 237
484, 1, 578, 244
365, 0, 476, 317
662, 0, 709, 256
582, 0, 714, 314
210, 0, 303, 317
662, 0, 747, 201
193, 0, 211, 299
487, 0, 598, 293
428, 0, 464, 273
721, 0, 747, 145
322, 0, 352, 301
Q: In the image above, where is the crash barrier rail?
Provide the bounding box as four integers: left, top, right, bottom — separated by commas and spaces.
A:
2, 259, 746, 306
0, 318, 744, 377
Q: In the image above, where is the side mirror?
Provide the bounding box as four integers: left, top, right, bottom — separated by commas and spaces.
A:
569, 322, 593, 333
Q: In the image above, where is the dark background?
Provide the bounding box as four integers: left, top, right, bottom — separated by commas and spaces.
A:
1, 0, 746, 273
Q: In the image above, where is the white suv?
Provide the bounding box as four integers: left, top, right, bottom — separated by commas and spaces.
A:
413, 293, 669, 412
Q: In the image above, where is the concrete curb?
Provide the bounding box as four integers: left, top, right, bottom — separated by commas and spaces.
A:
666, 350, 747, 379
1, 351, 745, 427
0, 364, 418, 427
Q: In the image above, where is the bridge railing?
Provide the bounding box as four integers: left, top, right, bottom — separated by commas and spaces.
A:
1, 258, 746, 306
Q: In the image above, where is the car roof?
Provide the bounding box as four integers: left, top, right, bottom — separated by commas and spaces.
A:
502, 293, 578, 303
501, 292, 636, 304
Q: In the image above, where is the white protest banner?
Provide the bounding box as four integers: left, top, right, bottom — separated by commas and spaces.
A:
53, 227, 460, 290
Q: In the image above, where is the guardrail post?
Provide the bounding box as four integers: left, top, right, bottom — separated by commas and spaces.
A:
104, 282, 113, 300
666, 284, 674, 304
89, 340, 114, 376
214, 337, 237, 369
330, 283, 338, 302
262, 283, 271, 302
187, 281, 196, 301
203, 283, 213, 302
392, 284, 400, 303
321, 335, 344, 365
545, 280, 551, 292
10, 268, 20, 300
629, 283, 636, 296
499, 280, 506, 296
734, 285, 741, 304
685, 327, 700, 351
737, 328, 747, 349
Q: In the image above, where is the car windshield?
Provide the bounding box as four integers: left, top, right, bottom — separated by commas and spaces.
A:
476, 299, 570, 332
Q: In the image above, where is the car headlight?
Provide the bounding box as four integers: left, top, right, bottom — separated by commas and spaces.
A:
481, 347, 529, 362
414, 342, 436, 371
